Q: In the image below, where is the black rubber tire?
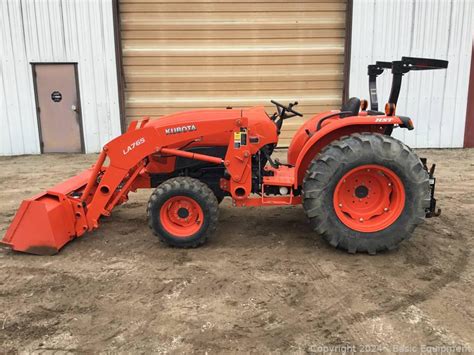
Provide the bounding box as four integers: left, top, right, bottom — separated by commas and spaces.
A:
147, 177, 219, 248
303, 133, 430, 254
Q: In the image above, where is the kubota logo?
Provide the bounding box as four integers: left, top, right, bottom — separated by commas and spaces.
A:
165, 124, 197, 135
123, 137, 145, 155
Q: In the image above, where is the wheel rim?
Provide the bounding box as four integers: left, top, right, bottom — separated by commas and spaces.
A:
333, 164, 405, 232
160, 196, 204, 237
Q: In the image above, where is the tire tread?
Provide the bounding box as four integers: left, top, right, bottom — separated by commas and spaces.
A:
303, 133, 430, 254
147, 177, 219, 248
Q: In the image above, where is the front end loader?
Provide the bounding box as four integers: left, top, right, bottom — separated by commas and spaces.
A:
2, 57, 447, 255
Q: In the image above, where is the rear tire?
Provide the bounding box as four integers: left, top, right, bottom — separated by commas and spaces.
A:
303, 133, 430, 254
147, 177, 219, 248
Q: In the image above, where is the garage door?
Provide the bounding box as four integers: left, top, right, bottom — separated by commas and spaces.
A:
119, 0, 347, 146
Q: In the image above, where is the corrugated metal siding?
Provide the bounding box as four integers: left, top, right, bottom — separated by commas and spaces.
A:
120, 0, 347, 146
350, 0, 474, 148
0, 0, 121, 155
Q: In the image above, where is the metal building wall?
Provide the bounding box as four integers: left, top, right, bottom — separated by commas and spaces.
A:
350, 0, 474, 148
0, 0, 121, 155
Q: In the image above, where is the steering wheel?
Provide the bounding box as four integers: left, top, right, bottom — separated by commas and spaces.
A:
271, 100, 303, 120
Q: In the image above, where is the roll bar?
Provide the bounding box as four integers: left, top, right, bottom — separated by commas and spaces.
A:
367, 57, 448, 111
367, 61, 392, 111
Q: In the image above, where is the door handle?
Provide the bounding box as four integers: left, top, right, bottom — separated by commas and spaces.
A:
71, 105, 79, 113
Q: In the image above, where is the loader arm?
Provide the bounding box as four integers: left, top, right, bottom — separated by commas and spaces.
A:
2, 115, 245, 255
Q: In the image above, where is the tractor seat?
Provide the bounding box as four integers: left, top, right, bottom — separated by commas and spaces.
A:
340, 97, 361, 117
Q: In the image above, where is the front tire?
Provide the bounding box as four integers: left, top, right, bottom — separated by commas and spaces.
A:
147, 177, 219, 248
303, 133, 430, 254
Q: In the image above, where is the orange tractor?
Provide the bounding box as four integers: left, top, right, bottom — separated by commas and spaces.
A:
2, 57, 447, 255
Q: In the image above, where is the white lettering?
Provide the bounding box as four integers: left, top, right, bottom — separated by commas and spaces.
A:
123, 137, 145, 155
165, 124, 197, 135
375, 118, 393, 123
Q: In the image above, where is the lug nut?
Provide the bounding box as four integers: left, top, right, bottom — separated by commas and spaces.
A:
388, 183, 392, 187
384, 207, 389, 212
338, 203, 343, 208
359, 218, 364, 222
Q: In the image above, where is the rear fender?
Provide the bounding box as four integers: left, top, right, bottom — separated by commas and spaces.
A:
292, 115, 406, 187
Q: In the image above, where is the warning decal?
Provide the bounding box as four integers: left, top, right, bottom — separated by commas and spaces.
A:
234, 132, 241, 148
234, 128, 247, 148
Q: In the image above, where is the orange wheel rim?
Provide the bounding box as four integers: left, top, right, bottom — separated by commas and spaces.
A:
333, 164, 405, 232
160, 196, 203, 237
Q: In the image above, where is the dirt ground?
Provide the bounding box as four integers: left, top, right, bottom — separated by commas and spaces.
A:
0, 149, 473, 353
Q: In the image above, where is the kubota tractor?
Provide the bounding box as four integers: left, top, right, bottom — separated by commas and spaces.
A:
2, 57, 447, 255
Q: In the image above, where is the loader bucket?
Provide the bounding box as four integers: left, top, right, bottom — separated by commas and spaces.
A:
1, 170, 92, 255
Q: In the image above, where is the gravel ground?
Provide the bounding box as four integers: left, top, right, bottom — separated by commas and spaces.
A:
0, 148, 473, 353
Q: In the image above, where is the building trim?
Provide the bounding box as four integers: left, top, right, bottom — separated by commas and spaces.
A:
113, 0, 126, 133
464, 43, 474, 148
342, 0, 353, 104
